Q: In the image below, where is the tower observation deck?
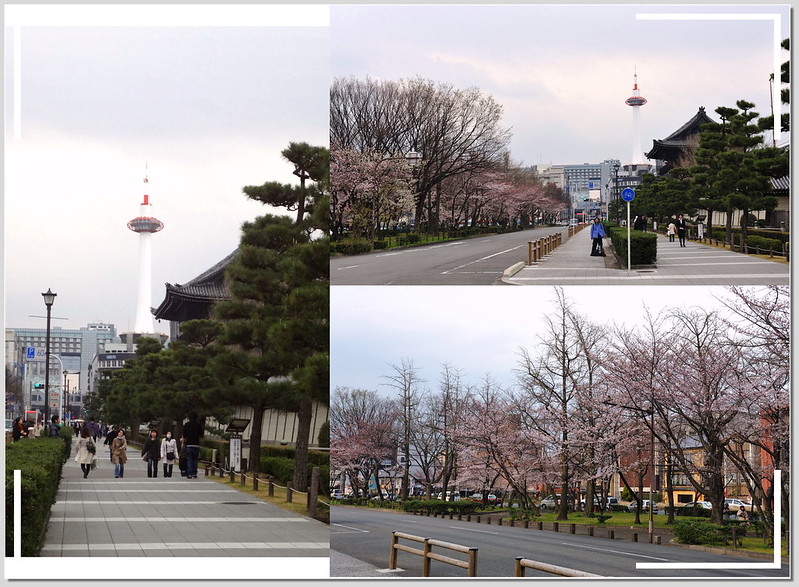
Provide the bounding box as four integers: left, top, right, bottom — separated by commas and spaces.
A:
128, 179, 164, 334
624, 72, 648, 165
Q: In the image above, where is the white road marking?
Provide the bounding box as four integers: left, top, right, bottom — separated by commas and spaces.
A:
563, 543, 670, 561
331, 523, 370, 533
442, 246, 522, 274
448, 526, 499, 535
337, 265, 361, 270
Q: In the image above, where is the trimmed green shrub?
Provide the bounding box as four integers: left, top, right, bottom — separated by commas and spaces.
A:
608, 226, 658, 267
331, 239, 372, 255
317, 422, 330, 448
400, 499, 479, 516
260, 456, 294, 483
745, 235, 784, 254
5, 438, 67, 556
372, 240, 389, 250
672, 519, 729, 546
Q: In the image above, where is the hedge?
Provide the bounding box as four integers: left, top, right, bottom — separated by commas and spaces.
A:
259, 454, 330, 490
5, 436, 69, 556
745, 235, 784, 254
400, 499, 480, 516
608, 226, 658, 267
330, 238, 372, 255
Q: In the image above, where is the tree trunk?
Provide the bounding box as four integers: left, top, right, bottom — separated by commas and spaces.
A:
292, 395, 313, 490
248, 403, 266, 474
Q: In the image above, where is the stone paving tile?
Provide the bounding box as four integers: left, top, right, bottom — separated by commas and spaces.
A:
505, 231, 788, 286
34, 437, 330, 560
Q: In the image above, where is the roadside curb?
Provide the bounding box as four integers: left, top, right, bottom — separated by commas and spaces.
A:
667, 538, 789, 563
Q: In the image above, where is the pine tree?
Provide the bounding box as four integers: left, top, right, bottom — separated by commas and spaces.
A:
212, 143, 329, 488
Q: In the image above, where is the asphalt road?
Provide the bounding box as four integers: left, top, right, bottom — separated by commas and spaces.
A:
330, 506, 789, 579
330, 226, 566, 285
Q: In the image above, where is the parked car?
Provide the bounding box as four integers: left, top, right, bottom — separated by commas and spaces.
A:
539, 495, 563, 511
627, 499, 659, 513
331, 489, 344, 500
724, 498, 752, 511
468, 492, 498, 504
580, 496, 619, 511
674, 501, 713, 516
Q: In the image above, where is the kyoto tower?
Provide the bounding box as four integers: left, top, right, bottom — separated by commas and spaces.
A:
624, 71, 648, 164
127, 172, 164, 334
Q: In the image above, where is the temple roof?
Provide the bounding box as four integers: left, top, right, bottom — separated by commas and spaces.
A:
646, 107, 715, 162
152, 249, 238, 322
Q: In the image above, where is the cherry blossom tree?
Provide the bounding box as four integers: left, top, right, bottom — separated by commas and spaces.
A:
330, 387, 399, 498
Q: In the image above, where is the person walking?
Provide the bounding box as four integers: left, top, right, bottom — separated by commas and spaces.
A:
589, 217, 606, 257
676, 214, 688, 247
111, 428, 128, 478
12, 417, 26, 442
181, 411, 203, 479
48, 415, 61, 438
141, 429, 161, 478
104, 425, 116, 461
667, 219, 677, 242
737, 505, 750, 526
74, 425, 96, 478
160, 431, 178, 478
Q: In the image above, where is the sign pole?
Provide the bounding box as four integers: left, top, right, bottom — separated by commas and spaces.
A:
627, 200, 631, 272
620, 188, 636, 272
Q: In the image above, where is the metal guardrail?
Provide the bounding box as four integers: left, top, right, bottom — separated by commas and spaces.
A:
390, 531, 478, 577
515, 557, 601, 578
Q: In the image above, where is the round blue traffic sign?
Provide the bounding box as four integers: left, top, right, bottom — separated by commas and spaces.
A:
621, 188, 635, 202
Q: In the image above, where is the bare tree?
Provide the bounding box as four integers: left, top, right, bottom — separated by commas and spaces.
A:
331, 76, 511, 234
383, 358, 424, 500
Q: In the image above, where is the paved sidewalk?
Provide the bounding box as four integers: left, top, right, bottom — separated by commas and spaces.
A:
503, 229, 789, 285
41, 436, 329, 557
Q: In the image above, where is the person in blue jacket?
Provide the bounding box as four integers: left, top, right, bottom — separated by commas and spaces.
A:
590, 217, 606, 256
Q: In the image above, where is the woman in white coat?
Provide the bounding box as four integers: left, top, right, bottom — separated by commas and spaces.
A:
160, 431, 179, 477
74, 425, 96, 478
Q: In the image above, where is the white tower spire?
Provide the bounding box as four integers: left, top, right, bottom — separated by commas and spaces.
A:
127, 169, 164, 334
624, 71, 648, 165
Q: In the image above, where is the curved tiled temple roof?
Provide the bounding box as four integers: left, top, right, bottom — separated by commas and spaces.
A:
153, 249, 238, 323
646, 107, 714, 167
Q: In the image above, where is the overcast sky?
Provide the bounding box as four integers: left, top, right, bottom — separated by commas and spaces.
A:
331, 285, 748, 394
331, 4, 789, 166
4, 5, 329, 335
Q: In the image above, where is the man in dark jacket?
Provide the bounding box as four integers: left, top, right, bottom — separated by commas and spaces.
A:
182, 411, 203, 479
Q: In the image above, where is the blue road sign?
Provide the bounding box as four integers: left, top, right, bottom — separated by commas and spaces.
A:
621, 188, 635, 202
26, 347, 35, 359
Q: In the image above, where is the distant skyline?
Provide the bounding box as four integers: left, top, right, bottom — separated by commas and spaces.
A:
5, 5, 329, 334
331, 285, 743, 395
331, 4, 789, 167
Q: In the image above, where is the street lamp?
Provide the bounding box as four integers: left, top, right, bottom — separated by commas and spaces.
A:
63, 370, 68, 421
612, 163, 621, 223
42, 288, 56, 422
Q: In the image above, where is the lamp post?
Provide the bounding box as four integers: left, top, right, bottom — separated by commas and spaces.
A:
41, 288, 57, 422
612, 163, 621, 223
63, 370, 68, 421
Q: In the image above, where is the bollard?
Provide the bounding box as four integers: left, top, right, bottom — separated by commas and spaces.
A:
553, 522, 559, 532
253, 473, 259, 491
524, 520, 529, 529
608, 529, 615, 539
537, 521, 543, 530
588, 527, 594, 537
487, 516, 491, 525
240, 471, 246, 486
477, 515, 481, 524
204, 464, 210, 477
268, 479, 275, 497
286, 482, 293, 503
309, 467, 320, 517
229, 467, 235, 482
633, 533, 638, 542
527, 241, 534, 265
570, 524, 575, 534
